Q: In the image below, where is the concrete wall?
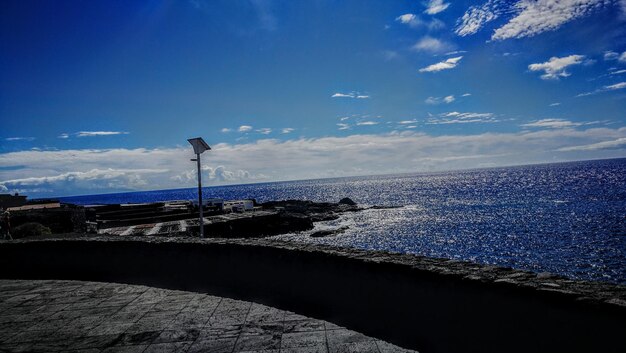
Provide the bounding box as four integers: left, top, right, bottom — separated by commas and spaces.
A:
0, 239, 624, 353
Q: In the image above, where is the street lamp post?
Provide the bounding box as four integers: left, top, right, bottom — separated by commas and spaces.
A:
187, 137, 211, 238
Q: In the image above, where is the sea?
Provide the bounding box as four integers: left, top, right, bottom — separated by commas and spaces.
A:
60, 158, 626, 284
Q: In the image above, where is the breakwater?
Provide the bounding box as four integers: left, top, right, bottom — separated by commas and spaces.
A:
0, 237, 624, 353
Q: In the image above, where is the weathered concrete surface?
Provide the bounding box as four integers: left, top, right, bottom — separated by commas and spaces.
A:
0, 279, 413, 352
0, 237, 625, 353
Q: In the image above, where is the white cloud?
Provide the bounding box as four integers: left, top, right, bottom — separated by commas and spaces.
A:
425, 95, 455, 104
419, 56, 463, 73
549, 102, 561, 106
461, 93, 472, 97
610, 69, 626, 75
577, 81, 626, 96
281, 128, 294, 134
427, 111, 498, 124
424, 0, 450, 15
337, 123, 350, 130
395, 13, 445, 30
521, 119, 582, 129
557, 137, 626, 151
221, 128, 232, 133
456, 0, 610, 40
493, 0, 607, 40
396, 13, 420, 27
604, 51, 619, 60
58, 133, 69, 139
600, 81, 626, 90
455, 0, 504, 36
411, 36, 454, 54
5, 137, 35, 141
76, 131, 128, 137
396, 14, 415, 23
398, 120, 418, 124
356, 121, 379, 126
620, 52, 626, 62
1, 168, 169, 195
528, 55, 585, 80
256, 128, 272, 135
174, 165, 265, 184
443, 95, 455, 103
2, 126, 626, 197
332, 92, 370, 99
238, 125, 253, 132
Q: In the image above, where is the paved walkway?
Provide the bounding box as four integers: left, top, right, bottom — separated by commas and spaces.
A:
0, 279, 417, 353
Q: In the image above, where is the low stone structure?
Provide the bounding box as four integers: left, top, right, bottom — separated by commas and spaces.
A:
0, 237, 624, 352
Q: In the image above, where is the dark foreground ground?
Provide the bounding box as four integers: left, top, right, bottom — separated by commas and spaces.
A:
0, 279, 414, 353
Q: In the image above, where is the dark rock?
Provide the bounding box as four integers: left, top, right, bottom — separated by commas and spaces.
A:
370, 205, 403, 210
310, 226, 349, 238
338, 198, 357, 206
191, 213, 314, 238
261, 200, 362, 222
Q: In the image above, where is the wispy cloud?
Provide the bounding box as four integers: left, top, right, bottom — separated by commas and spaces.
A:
455, 0, 504, 37
398, 120, 418, 125
256, 128, 272, 135
336, 123, 350, 130
427, 111, 498, 124
424, 0, 450, 15
356, 121, 379, 126
76, 131, 129, 137
221, 128, 232, 133
577, 81, 626, 97
396, 13, 421, 27
549, 102, 561, 107
495, 0, 607, 40
395, 13, 445, 30
528, 55, 585, 80
557, 137, 626, 151
411, 36, 454, 54
5, 137, 35, 141
238, 125, 253, 132
456, 0, 609, 40
331, 92, 370, 99
58, 133, 69, 139
521, 119, 582, 129
461, 93, 472, 97
281, 128, 294, 134
425, 95, 455, 104
419, 56, 463, 73
604, 51, 620, 61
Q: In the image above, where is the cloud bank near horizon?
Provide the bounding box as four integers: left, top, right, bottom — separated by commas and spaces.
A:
1, 126, 625, 197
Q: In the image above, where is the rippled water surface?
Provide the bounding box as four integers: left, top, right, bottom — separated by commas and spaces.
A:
61, 159, 626, 283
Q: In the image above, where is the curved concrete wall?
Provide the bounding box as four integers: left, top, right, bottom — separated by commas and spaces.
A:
0, 239, 624, 353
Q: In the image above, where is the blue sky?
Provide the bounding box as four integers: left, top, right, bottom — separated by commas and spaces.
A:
1, 0, 625, 197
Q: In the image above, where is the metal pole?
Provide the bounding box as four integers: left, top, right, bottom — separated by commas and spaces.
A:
197, 153, 204, 238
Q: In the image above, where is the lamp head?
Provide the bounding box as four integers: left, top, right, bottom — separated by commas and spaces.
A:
187, 137, 211, 154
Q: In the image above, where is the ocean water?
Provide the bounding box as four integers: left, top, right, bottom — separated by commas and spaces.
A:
60, 158, 626, 284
